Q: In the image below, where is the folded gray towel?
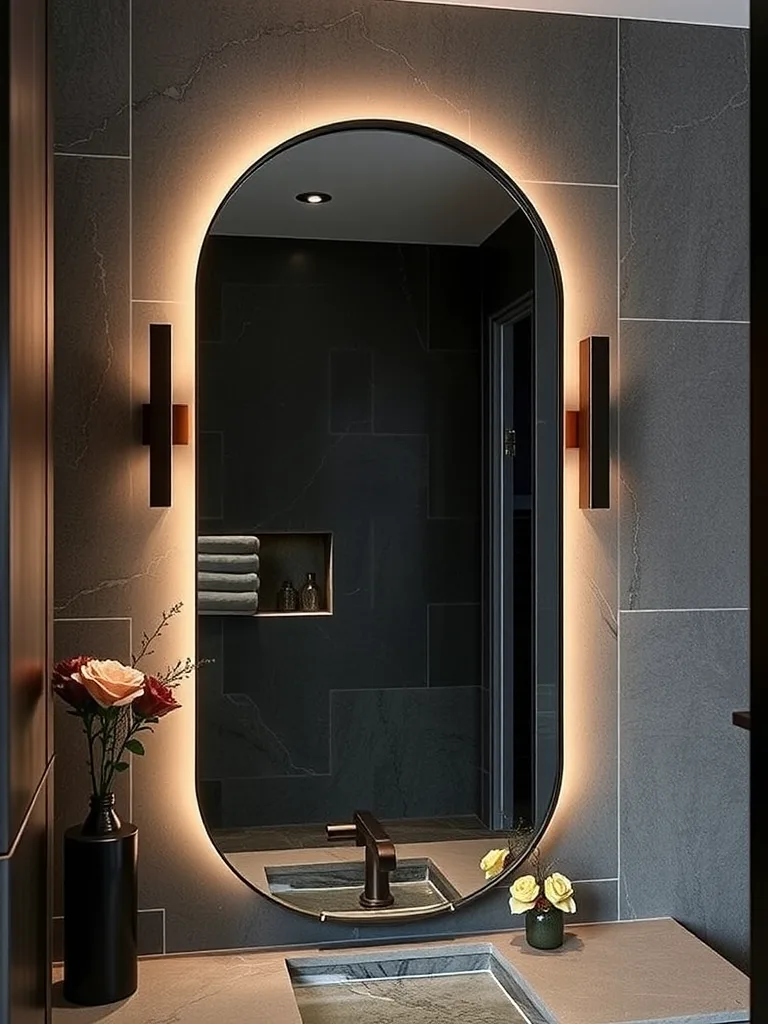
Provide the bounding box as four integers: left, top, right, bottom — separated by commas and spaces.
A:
198, 535, 260, 555
198, 571, 260, 593
197, 553, 260, 573
198, 591, 259, 615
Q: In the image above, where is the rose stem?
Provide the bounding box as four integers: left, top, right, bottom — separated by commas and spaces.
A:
84, 713, 99, 797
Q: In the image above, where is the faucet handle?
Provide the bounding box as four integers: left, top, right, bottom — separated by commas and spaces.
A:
326, 822, 358, 843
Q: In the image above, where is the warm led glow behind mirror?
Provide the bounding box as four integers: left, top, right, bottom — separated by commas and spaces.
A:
194, 122, 563, 924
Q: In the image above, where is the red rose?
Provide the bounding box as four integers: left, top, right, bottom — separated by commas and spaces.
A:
52, 656, 97, 712
133, 675, 181, 719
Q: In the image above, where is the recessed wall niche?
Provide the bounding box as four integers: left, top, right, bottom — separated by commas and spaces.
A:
258, 532, 333, 616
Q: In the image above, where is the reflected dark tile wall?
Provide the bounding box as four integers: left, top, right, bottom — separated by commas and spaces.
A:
197, 236, 484, 828
429, 604, 481, 686
330, 350, 373, 434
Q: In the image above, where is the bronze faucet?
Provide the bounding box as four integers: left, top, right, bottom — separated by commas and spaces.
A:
326, 810, 397, 908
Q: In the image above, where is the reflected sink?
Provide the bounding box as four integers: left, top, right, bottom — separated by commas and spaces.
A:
265, 858, 461, 914
287, 943, 555, 1024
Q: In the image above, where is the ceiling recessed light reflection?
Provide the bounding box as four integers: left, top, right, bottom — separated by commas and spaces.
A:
295, 191, 332, 204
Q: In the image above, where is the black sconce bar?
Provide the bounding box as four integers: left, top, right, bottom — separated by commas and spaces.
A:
565, 335, 610, 510
141, 323, 189, 508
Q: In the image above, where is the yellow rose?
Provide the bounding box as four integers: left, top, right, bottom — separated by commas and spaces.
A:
544, 872, 576, 913
508, 874, 540, 913
74, 659, 146, 708
480, 848, 508, 879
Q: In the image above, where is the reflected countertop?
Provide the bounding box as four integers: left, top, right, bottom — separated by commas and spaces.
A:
226, 835, 498, 902
53, 918, 748, 1024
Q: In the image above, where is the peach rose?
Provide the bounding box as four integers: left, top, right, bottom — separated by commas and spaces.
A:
74, 659, 146, 708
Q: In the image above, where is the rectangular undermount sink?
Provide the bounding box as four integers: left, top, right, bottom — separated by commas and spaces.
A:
286, 943, 555, 1024
265, 858, 461, 914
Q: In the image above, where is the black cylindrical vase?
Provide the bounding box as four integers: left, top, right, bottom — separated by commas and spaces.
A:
63, 821, 138, 1005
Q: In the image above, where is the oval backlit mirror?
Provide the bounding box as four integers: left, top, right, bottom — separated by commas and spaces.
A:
195, 121, 562, 923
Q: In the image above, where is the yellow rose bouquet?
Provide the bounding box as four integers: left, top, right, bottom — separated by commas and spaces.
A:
480, 842, 576, 949
512, 848, 575, 948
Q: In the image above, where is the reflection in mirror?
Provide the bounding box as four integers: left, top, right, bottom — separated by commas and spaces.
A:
196, 125, 562, 922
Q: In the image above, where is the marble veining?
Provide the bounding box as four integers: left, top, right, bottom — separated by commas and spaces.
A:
131, 11, 472, 133
51, 921, 750, 1024
291, 974, 535, 1024
619, 21, 748, 320
287, 944, 494, 982
53, 549, 175, 615
621, 475, 642, 610
221, 691, 321, 778
288, 944, 554, 1024
67, 211, 115, 470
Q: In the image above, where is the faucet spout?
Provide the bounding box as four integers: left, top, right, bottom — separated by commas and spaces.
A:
326, 809, 397, 909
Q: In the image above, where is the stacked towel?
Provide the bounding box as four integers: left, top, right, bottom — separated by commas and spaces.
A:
198, 553, 260, 573
198, 536, 260, 615
198, 591, 259, 615
198, 571, 260, 593
198, 536, 260, 554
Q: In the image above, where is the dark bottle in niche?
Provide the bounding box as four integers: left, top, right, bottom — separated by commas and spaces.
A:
299, 572, 321, 612
276, 580, 298, 612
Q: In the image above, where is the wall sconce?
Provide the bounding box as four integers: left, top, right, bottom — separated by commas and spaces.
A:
565, 335, 610, 510
141, 324, 190, 507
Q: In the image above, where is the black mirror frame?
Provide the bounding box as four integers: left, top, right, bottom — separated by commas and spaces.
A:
193, 118, 564, 925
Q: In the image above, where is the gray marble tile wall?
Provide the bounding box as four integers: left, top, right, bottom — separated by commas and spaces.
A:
618, 20, 749, 970
51, 0, 747, 965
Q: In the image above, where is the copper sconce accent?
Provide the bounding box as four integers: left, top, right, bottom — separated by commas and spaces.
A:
565, 336, 610, 510
141, 324, 189, 507
565, 410, 580, 449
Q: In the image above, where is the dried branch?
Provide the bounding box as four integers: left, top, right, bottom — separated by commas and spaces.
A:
159, 656, 214, 686
132, 602, 183, 668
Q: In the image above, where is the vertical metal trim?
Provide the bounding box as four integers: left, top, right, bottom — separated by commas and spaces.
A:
488, 295, 533, 831
0, 0, 11, 863
148, 324, 172, 508
488, 316, 504, 830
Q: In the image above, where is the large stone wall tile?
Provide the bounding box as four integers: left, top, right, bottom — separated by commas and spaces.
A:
619, 610, 749, 969
620, 21, 748, 320
53, 0, 129, 155
619, 321, 748, 610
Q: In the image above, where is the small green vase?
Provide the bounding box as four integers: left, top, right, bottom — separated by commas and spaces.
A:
525, 906, 564, 949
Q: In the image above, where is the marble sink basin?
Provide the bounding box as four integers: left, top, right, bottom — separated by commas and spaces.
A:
286, 943, 555, 1024
265, 858, 461, 914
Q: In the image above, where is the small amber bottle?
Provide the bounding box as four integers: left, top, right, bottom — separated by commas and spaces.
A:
299, 572, 321, 612
276, 580, 298, 612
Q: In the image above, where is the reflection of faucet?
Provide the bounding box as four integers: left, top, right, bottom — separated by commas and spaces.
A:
326, 810, 397, 908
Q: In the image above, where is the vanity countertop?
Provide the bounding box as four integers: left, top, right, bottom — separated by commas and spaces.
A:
52, 918, 749, 1024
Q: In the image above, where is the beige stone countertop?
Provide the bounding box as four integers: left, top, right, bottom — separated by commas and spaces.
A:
52, 918, 749, 1024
